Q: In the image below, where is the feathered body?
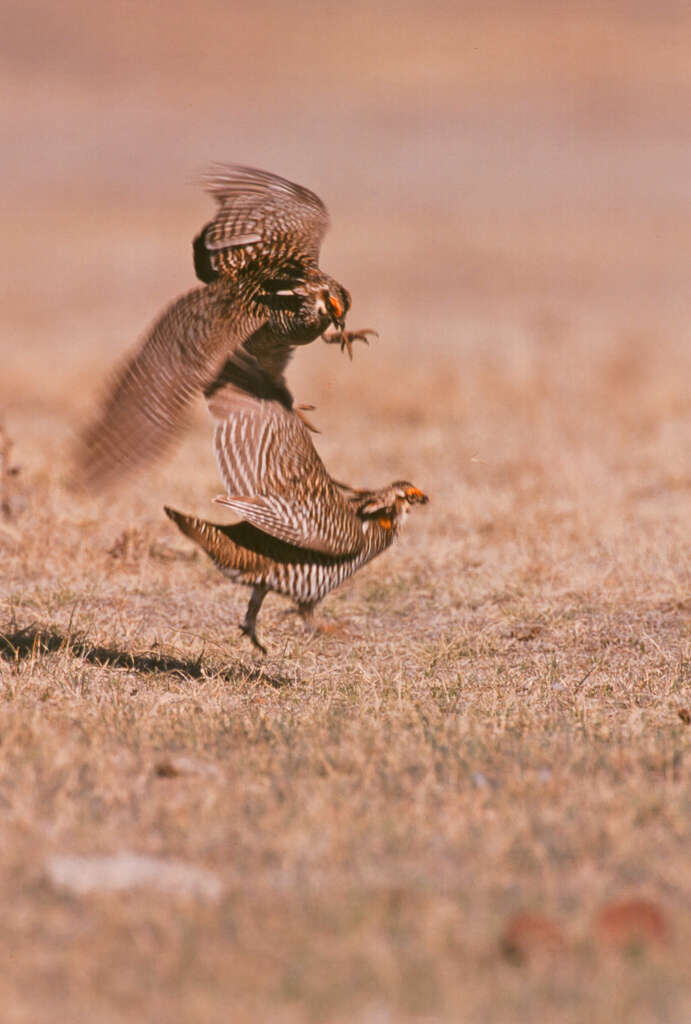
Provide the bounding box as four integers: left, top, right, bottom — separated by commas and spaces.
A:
72, 163, 425, 650
74, 164, 371, 489
165, 394, 428, 652
165, 504, 395, 608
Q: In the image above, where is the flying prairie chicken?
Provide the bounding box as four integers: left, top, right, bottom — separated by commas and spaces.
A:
165, 379, 428, 653
74, 164, 375, 489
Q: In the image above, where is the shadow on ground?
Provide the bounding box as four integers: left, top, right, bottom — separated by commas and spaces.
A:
0, 624, 292, 687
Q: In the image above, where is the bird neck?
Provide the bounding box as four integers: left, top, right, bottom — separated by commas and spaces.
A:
363, 515, 400, 556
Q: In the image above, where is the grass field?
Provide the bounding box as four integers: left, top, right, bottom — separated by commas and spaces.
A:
2, 3, 690, 1021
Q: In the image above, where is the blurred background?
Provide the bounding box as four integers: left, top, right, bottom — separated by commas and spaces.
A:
3, 0, 690, 440
1, 6, 690, 1019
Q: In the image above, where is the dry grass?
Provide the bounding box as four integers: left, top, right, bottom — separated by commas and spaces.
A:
2, 2, 691, 1021
1, 307, 689, 1023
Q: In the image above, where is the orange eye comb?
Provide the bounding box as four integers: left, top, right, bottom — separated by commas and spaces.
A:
327, 295, 343, 319
405, 487, 428, 503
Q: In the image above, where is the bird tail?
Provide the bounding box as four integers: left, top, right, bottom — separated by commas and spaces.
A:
164, 506, 241, 571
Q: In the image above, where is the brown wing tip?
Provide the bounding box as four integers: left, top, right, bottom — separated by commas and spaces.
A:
198, 162, 328, 222
213, 494, 258, 506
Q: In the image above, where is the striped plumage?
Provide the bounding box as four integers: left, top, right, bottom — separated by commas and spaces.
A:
165, 390, 428, 653
192, 164, 329, 284
73, 164, 373, 490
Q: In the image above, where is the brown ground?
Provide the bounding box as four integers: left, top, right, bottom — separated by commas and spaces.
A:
1, 2, 690, 1021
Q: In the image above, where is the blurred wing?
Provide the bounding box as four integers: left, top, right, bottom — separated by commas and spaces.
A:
211, 387, 363, 557
73, 286, 264, 490
193, 163, 330, 283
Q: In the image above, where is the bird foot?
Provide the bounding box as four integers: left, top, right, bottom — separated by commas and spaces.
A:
303, 618, 348, 638
239, 623, 267, 655
294, 403, 320, 433
322, 328, 378, 361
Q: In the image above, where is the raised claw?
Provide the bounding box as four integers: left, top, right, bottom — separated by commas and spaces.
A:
322, 328, 378, 361
294, 403, 320, 433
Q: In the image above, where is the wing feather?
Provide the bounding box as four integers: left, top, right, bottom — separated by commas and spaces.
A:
73, 284, 264, 489
210, 385, 363, 557
194, 163, 330, 283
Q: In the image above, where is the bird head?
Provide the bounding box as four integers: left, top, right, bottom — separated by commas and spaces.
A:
256, 269, 351, 334
357, 481, 429, 532
307, 274, 351, 331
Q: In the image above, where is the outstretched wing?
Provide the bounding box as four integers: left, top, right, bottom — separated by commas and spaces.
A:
73, 284, 265, 490
193, 164, 330, 284
210, 385, 363, 557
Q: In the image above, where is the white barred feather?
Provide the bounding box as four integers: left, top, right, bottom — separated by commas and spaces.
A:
210, 390, 364, 556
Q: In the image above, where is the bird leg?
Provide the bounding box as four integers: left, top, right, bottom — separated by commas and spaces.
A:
240, 585, 268, 654
297, 602, 316, 629
297, 602, 346, 637
321, 328, 378, 361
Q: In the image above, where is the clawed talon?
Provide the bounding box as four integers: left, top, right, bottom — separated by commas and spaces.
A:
240, 622, 267, 655
322, 328, 378, 361
295, 403, 319, 433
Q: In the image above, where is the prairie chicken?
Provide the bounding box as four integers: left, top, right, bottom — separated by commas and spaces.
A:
165, 384, 428, 653
74, 164, 375, 489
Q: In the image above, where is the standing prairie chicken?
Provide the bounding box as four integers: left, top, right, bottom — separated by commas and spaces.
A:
74, 164, 375, 489
165, 381, 428, 653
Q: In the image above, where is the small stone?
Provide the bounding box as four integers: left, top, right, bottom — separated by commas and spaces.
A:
46, 852, 222, 901
595, 898, 669, 949
154, 755, 221, 780
501, 911, 565, 962
154, 759, 179, 778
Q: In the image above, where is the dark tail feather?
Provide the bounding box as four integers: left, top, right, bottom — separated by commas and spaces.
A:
164, 505, 209, 545
164, 505, 242, 571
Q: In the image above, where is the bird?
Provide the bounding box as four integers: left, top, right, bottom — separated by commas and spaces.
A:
164, 381, 428, 653
73, 164, 376, 489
